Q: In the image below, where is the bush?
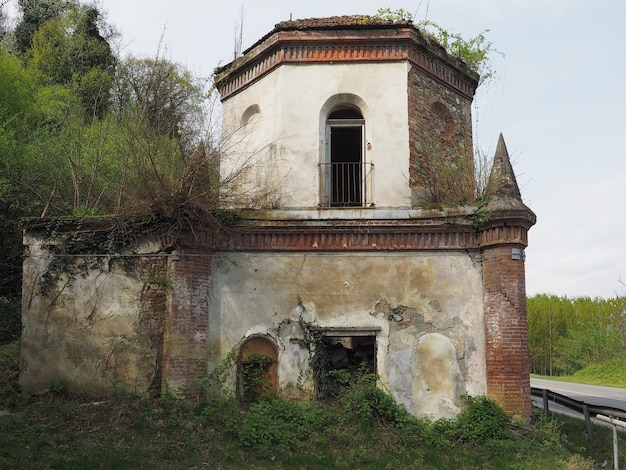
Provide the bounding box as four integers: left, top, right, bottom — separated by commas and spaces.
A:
455, 395, 512, 443
200, 393, 240, 434
338, 368, 437, 447
340, 371, 402, 430
235, 398, 327, 457
0, 297, 20, 344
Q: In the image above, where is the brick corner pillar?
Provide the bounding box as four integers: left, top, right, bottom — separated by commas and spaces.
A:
162, 247, 211, 400
479, 133, 536, 423
480, 231, 532, 422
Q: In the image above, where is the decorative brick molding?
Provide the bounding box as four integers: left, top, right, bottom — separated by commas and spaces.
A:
216, 23, 478, 100
478, 224, 529, 248
179, 219, 480, 252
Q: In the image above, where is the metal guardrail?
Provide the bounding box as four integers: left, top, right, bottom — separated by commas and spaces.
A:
531, 387, 626, 438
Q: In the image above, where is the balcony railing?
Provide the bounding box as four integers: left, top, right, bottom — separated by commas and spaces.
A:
318, 162, 374, 208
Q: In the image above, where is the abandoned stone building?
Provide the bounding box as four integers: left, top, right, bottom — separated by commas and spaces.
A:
20, 16, 536, 421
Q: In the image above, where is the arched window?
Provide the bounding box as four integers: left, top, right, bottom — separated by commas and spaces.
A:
237, 336, 278, 401
324, 105, 366, 207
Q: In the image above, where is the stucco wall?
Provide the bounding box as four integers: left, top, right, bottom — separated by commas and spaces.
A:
207, 250, 487, 419
220, 62, 412, 209
20, 233, 168, 395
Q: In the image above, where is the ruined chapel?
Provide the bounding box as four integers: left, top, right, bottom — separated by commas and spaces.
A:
20, 16, 536, 421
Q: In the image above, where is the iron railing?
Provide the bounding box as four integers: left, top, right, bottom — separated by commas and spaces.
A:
318, 162, 374, 208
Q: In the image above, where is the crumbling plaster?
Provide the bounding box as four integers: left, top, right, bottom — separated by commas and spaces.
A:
208, 250, 486, 419
20, 234, 166, 395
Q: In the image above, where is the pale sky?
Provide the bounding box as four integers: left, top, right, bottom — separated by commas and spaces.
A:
7, 0, 626, 299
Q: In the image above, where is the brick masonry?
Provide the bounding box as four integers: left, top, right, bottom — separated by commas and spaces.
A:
407, 62, 474, 198
480, 239, 532, 421
162, 248, 212, 398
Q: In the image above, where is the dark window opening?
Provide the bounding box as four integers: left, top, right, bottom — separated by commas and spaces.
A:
330, 126, 363, 207
322, 106, 369, 208
314, 335, 376, 399
328, 108, 362, 119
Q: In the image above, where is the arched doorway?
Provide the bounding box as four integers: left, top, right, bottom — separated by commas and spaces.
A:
237, 336, 278, 401
326, 106, 365, 207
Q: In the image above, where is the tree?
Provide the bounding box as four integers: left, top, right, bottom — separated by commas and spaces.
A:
113, 57, 208, 151
0, 0, 11, 40
105, 57, 220, 224
0, 50, 51, 299
528, 294, 626, 376
25, 3, 116, 117
14, 0, 67, 55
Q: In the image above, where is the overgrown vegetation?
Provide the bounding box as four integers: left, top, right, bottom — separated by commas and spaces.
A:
1, 341, 621, 468
0, 298, 20, 344
0, 0, 248, 341
370, 9, 499, 209
372, 8, 502, 84
411, 132, 494, 208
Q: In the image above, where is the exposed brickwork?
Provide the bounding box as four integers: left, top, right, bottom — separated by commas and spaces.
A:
407, 64, 475, 201
162, 248, 211, 399
138, 257, 170, 394
481, 243, 531, 421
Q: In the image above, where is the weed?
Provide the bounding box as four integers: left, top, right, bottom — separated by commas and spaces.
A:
238, 352, 277, 402
234, 398, 327, 458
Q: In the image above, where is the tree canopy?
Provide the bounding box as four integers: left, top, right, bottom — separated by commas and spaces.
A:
0, 0, 219, 303
527, 294, 626, 377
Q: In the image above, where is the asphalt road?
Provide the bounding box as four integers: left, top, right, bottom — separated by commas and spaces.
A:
530, 378, 626, 411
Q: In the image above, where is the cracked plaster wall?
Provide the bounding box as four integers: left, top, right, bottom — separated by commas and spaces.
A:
208, 250, 486, 419
20, 234, 167, 395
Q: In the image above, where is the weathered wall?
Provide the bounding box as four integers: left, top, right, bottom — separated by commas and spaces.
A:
207, 251, 486, 419
220, 61, 412, 209
20, 232, 169, 395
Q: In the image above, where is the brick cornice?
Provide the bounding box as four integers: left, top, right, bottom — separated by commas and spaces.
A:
478, 223, 530, 248
215, 27, 479, 100
180, 220, 480, 252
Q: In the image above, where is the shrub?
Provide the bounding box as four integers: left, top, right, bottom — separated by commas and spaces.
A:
338, 368, 436, 446
235, 398, 327, 457
340, 371, 401, 430
455, 395, 512, 443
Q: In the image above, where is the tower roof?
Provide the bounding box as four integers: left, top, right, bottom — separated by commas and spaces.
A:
486, 134, 536, 225
214, 15, 479, 100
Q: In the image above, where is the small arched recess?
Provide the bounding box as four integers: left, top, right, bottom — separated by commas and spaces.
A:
237, 336, 278, 401
240, 104, 261, 127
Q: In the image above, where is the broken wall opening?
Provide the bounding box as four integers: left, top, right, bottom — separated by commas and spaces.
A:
313, 327, 379, 399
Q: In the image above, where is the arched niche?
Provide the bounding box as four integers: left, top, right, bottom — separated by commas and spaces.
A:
237, 336, 278, 401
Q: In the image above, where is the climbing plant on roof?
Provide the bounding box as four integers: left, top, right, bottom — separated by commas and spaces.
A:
372, 8, 502, 85
418, 21, 502, 85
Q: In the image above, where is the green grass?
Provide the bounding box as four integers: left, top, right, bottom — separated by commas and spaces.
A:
532, 357, 626, 389
0, 341, 623, 469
